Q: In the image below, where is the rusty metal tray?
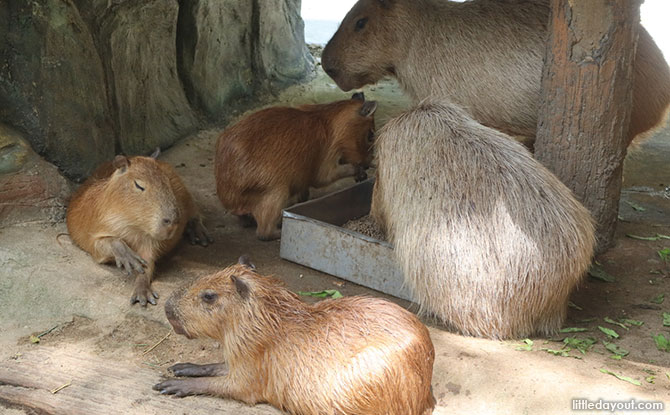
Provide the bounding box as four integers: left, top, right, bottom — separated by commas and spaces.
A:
279, 179, 411, 301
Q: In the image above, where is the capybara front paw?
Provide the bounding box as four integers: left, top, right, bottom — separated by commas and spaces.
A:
186, 218, 213, 247
153, 379, 203, 398
111, 241, 147, 275
130, 285, 159, 307
169, 363, 228, 378
257, 229, 281, 241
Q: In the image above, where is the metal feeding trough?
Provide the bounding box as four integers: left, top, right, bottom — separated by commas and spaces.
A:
279, 179, 411, 301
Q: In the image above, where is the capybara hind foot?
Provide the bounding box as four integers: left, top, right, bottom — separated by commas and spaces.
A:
236, 214, 256, 228
131, 275, 159, 307
185, 218, 213, 247
153, 378, 217, 398
169, 363, 228, 377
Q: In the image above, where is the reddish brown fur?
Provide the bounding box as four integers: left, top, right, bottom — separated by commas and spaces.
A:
67, 154, 208, 306
156, 260, 436, 415
322, 0, 670, 146
215, 95, 376, 240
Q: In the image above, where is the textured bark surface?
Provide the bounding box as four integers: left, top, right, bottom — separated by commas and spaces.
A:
535, 0, 641, 253
0, 0, 312, 180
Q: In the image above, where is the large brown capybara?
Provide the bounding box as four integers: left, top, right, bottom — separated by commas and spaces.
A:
371, 101, 596, 339
154, 257, 436, 415
322, 0, 670, 145
66, 149, 211, 306
215, 93, 377, 241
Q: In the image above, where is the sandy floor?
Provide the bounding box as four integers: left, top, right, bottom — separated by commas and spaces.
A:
1, 65, 669, 414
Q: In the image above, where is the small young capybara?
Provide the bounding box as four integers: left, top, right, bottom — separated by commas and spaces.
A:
154, 257, 436, 415
66, 149, 211, 306
322, 0, 670, 145
371, 101, 596, 339
215, 93, 377, 240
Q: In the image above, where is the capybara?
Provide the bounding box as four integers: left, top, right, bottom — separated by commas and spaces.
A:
154, 256, 435, 415
371, 102, 596, 339
215, 93, 377, 240
322, 0, 670, 144
66, 149, 211, 306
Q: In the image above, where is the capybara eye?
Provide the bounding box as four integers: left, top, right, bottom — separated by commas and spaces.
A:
355, 18, 368, 31
134, 180, 145, 191
199, 290, 218, 304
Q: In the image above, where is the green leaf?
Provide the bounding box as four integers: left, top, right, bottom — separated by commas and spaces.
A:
626, 234, 660, 241
563, 337, 596, 354
578, 317, 597, 323
599, 369, 641, 386
515, 338, 533, 351
298, 290, 343, 299
653, 333, 670, 352
620, 318, 644, 327
659, 248, 670, 262
541, 348, 576, 358
649, 294, 665, 304
663, 313, 670, 327
603, 341, 629, 357
609, 355, 622, 360
588, 264, 615, 282
645, 375, 656, 384
598, 326, 619, 339
604, 317, 628, 330
568, 301, 583, 311
29, 335, 40, 344
560, 327, 588, 333
625, 201, 646, 212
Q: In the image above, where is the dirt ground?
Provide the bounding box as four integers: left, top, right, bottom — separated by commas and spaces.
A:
1, 64, 669, 414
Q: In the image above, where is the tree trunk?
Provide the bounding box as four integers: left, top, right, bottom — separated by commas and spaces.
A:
535, 0, 641, 253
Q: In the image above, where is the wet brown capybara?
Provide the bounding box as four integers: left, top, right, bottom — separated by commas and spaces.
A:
154, 257, 436, 415
66, 149, 211, 306
214, 93, 377, 241
321, 0, 670, 145
370, 101, 596, 339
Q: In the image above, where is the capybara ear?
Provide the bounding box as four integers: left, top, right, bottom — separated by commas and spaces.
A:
150, 147, 161, 159
238, 255, 256, 270
352, 92, 365, 101
231, 275, 250, 300
112, 155, 130, 173
360, 101, 378, 118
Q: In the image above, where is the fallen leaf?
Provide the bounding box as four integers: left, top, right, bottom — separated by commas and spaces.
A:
659, 248, 670, 262
29, 335, 40, 344
653, 333, 670, 352
588, 264, 615, 282
599, 369, 641, 386
568, 301, 583, 311
604, 317, 628, 330
620, 318, 644, 327
603, 341, 629, 357
515, 338, 533, 351
649, 294, 665, 304
598, 326, 620, 339
560, 327, 588, 333
298, 290, 343, 299
563, 337, 596, 354
663, 313, 670, 327
625, 201, 646, 212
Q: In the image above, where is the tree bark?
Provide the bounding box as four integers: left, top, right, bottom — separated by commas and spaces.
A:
535, 0, 641, 253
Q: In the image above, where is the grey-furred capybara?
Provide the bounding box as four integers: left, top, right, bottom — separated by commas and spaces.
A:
371, 101, 596, 339
322, 0, 670, 145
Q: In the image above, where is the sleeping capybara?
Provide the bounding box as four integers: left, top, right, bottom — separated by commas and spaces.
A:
322, 0, 670, 144
154, 257, 436, 415
371, 101, 596, 339
66, 149, 211, 306
215, 93, 377, 240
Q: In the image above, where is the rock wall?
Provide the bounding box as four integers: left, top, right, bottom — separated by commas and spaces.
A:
0, 0, 312, 182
